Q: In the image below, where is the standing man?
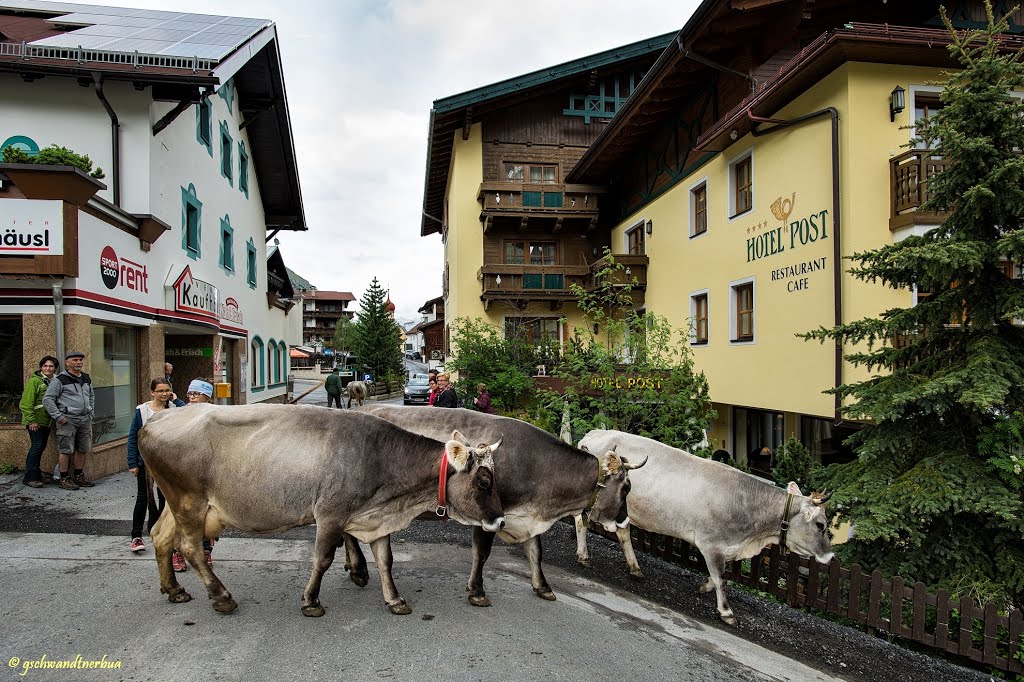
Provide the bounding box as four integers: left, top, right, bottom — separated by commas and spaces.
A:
324, 367, 343, 409
42, 351, 96, 490
163, 362, 174, 393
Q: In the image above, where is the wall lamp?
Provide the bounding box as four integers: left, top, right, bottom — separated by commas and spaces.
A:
889, 85, 906, 122
645, 219, 653, 236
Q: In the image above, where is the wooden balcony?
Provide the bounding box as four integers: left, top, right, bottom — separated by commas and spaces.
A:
479, 263, 591, 310
587, 254, 649, 307
478, 182, 605, 232
890, 149, 949, 231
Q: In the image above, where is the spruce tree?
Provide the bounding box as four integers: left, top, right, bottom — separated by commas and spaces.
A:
805, 4, 1024, 607
351, 278, 404, 384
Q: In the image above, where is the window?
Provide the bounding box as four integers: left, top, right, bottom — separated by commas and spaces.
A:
267, 340, 279, 385
690, 291, 709, 344
731, 279, 755, 342
180, 184, 202, 260
250, 336, 264, 389
0, 317, 24, 424
238, 142, 249, 198
691, 181, 708, 237
729, 151, 753, 218
800, 416, 857, 466
196, 99, 213, 155
504, 240, 556, 265
504, 317, 561, 346
504, 162, 557, 183
913, 94, 944, 149
90, 323, 137, 445
219, 215, 234, 273
734, 407, 784, 477
626, 223, 646, 255
220, 121, 233, 185
246, 238, 258, 288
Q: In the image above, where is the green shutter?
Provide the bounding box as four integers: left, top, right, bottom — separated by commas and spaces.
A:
524, 274, 543, 289
543, 192, 563, 208
522, 191, 542, 207
544, 274, 564, 289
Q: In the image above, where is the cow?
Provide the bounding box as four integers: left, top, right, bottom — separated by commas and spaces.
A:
356, 405, 644, 606
139, 403, 505, 617
346, 380, 367, 408
576, 429, 835, 625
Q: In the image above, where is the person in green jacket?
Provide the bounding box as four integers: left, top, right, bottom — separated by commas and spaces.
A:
324, 367, 343, 409
20, 356, 58, 488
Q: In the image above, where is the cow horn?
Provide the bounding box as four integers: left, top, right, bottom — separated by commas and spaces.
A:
812, 489, 832, 505
487, 437, 502, 452
623, 454, 648, 470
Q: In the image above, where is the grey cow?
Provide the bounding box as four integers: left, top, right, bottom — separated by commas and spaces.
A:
576, 429, 834, 625
140, 404, 504, 617
346, 380, 367, 408
357, 405, 643, 606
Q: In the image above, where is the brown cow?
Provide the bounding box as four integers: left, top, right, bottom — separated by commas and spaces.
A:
140, 404, 504, 617
346, 380, 367, 408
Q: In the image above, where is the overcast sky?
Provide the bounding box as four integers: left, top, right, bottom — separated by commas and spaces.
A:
90, 0, 702, 324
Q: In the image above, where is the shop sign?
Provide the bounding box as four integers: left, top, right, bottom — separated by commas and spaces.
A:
171, 266, 244, 325
100, 245, 148, 293
166, 347, 213, 357
0, 199, 63, 255
590, 375, 664, 390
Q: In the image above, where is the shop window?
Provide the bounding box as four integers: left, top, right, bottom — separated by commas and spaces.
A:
251, 336, 264, 389
734, 406, 784, 478
690, 180, 708, 237
690, 290, 709, 345
196, 99, 213, 156
238, 141, 249, 198
220, 121, 233, 186
246, 238, 257, 289
0, 318, 25, 423
219, 215, 234, 274
90, 323, 137, 445
731, 278, 755, 343
181, 184, 202, 260
729, 150, 753, 218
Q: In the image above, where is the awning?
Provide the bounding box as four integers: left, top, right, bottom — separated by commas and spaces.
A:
289, 348, 309, 359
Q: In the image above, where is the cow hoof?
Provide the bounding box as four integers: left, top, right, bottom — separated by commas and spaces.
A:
534, 588, 557, 602
698, 582, 715, 594
576, 557, 591, 568
213, 597, 238, 614
720, 613, 737, 626
468, 595, 491, 607
302, 603, 326, 618
388, 600, 412, 615
168, 590, 192, 604
629, 568, 645, 579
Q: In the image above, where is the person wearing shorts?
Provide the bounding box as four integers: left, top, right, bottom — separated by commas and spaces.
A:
42, 351, 96, 490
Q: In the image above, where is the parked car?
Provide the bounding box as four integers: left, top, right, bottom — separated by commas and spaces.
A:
403, 375, 432, 405
411, 351, 422, 361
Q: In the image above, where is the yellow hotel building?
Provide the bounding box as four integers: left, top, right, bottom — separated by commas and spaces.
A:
421, 0, 1002, 470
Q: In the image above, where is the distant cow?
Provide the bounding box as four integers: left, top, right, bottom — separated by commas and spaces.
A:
576, 429, 834, 625
357, 405, 643, 606
346, 380, 367, 408
140, 404, 504, 617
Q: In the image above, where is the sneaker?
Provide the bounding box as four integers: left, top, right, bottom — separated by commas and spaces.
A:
58, 476, 80, 490
130, 537, 145, 553
204, 550, 213, 568
24, 480, 45, 488
172, 551, 187, 572
75, 474, 95, 488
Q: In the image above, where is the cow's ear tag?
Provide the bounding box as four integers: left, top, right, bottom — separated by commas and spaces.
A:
445, 440, 470, 472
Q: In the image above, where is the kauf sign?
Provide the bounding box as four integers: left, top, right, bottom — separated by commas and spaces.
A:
170, 266, 244, 324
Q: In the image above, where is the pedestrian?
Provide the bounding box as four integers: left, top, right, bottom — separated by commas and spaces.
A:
473, 383, 495, 414
434, 373, 458, 408
170, 378, 217, 571
427, 378, 439, 406
163, 361, 174, 393
19, 355, 58, 488
126, 378, 184, 553
42, 351, 95, 490
324, 366, 343, 409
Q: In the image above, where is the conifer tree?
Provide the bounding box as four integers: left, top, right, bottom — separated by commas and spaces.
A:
351, 278, 404, 384
805, 4, 1024, 607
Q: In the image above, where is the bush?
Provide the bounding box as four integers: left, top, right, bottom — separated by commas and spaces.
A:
773, 436, 814, 491
448, 317, 538, 412
2, 144, 105, 179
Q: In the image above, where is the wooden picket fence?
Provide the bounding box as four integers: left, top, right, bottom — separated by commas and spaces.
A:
589, 525, 1023, 674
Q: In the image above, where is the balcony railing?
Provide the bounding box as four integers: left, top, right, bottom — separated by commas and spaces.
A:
479, 263, 591, 307
478, 182, 605, 230
890, 149, 949, 230
587, 254, 649, 290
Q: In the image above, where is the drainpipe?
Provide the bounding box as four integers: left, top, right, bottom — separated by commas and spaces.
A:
53, 283, 65, 363
92, 73, 120, 207
748, 107, 844, 424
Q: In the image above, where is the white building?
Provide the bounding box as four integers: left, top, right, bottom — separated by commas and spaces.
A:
0, 2, 306, 477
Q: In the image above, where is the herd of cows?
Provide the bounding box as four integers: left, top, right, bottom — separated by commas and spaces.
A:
136, 403, 835, 625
